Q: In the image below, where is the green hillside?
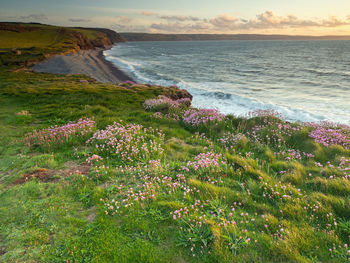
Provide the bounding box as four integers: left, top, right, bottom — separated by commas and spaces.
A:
0, 22, 124, 66
0, 24, 349, 263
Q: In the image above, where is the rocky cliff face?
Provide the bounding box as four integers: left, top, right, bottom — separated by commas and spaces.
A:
0, 23, 125, 66
164, 86, 193, 101
70, 28, 126, 50
68, 31, 94, 50
85, 28, 126, 43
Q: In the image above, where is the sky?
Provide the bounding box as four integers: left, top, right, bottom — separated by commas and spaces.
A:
1, 0, 350, 35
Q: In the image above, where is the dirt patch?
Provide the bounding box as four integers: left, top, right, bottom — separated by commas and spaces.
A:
12, 168, 55, 185
11, 162, 91, 186
61, 161, 90, 177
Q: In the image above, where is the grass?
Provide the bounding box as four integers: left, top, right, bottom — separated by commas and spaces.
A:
0, 22, 108, 66
0, 24, 350, 263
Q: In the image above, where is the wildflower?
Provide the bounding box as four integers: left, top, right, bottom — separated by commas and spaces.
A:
143, 95, 191, 111
25, 118, 96, 148
87, 122, 164, 164
182, 108, 225, 126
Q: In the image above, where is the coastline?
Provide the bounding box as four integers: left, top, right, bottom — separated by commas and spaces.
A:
32, 46, 134, 84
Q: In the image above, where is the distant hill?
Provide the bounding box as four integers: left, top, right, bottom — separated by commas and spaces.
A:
0, 22, 125, 66
121, 33, 350, 41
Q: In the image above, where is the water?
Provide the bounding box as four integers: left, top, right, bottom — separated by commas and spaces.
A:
104, 40, 350, 124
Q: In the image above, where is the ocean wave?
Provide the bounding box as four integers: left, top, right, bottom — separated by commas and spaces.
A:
104, 41, 350, 125
304, 68, 343, 77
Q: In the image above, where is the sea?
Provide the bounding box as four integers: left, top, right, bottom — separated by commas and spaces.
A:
104, 40, 350, 125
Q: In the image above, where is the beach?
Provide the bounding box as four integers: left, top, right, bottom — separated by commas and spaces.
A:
32, 48, 133, 83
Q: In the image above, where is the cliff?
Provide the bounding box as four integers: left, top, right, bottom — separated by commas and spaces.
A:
0, 23, 125, 66
77, 27, 127, 44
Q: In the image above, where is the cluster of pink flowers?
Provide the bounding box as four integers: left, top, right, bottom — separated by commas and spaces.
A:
85, 154, 109, 179
102, 172, 196, 215
338, 157, 350, 176
218, 132, 244, 150
312, 157, 350, 180
121, 80, 136, 85
152, 112, 181, 121
87, 122, 164, 164
247, 119, 301, 147
148, 159, 161, 171
307, 122, 350, 148
25, 118, 96, 148
86, 154, 103, 165
183, 152, 226, 172
274, 149, 314, 162
143, 95, 191, 111
246, 109, 283, 119
182, 109, 225, 126
261, 180, 302, 203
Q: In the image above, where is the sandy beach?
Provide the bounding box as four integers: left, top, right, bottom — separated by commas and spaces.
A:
32, 48, 133, 83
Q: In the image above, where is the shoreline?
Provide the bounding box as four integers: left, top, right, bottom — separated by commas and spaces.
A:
32, 46, 135, 84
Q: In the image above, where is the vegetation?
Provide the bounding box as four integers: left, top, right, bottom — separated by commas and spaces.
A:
0, 22, 124, 66
0, 24, 349, 263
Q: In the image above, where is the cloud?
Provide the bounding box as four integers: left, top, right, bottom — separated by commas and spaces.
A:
150, 22, 182, 32
147, 11, 350, 33
208, 11, 350, 31
159, 15, 201, 22
141, 11, 155, 16
321, 16, 350, 27
69, 18, 91, 23
19, 14, 47, 21
191, 21, 211, 30
111, 16, 138, 32
209, 14, 238, 28
111, 23, 147, 32
114, 16, 133, 24
150, 21, 210, 33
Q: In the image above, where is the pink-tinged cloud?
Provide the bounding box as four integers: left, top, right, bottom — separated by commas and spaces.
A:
149, 11, 350, 33
114, 16, 133, 24
209, 14, 238, 28
209, 11, 350, 30
141, 11, 155, 16
321, 16, 349, 27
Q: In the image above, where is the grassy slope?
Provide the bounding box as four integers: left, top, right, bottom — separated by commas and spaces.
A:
0, 25, 350, 263
0, 23, 104, 66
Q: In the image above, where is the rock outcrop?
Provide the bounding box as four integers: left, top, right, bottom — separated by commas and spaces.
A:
84, 28, 127, 43
164, 86, 193, 101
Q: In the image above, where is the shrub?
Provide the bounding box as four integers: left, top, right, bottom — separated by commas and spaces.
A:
182, 109, 225, 126
307, 121, 350, 148
25, 118, 96, 149
184, 152, 226, 172
87, 121, 165, 165
143, 95, 191, 111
